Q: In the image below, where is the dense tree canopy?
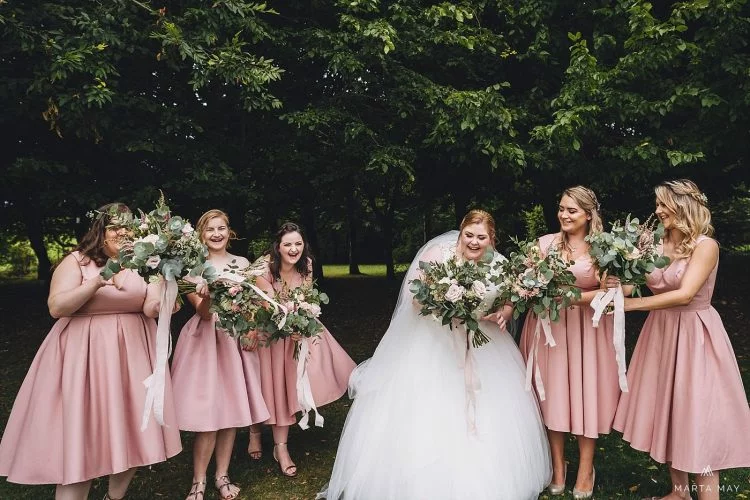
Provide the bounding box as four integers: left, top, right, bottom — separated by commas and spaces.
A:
1, 0, 748, 279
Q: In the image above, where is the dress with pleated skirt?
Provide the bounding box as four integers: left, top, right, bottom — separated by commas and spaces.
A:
0, 252, 182, 485
613, 237, 750, 473
520, 233, 621, 438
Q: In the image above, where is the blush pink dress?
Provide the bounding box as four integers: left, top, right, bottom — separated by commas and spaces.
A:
171, 307, 269, 431
520, 233, 621, 438
613, 236, 750, 473
0, 252, 182, 485
254, 265, 356, 426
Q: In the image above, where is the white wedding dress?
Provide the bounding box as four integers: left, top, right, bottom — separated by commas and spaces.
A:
319, 232, 551, 500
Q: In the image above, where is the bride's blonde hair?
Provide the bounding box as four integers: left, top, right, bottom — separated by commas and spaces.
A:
655, 179, 713, 258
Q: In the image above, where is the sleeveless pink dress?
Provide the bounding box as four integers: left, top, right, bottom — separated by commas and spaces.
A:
171, 303, 269, 431
0, 252, 182, 485
254, 266, 356, 426
613, 237, 750, 472
520, 233, 621, 438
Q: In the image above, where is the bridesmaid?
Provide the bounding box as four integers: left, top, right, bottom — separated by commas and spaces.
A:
245, 222, 356, 478
0, 203, 182, 500
170, 209, 269, 500
520, 186, 623, 499
614, 179, 750, 500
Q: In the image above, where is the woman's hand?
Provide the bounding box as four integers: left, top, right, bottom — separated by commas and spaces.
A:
194, 279, 210, 299
603, 275, 621, 289
481, 311, 507, 331
241, 331, 259, 351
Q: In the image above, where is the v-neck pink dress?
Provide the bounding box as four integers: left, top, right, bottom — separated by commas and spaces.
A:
252, 263, 356, 426
613, 236, 750, 472
520, 233, 621, 438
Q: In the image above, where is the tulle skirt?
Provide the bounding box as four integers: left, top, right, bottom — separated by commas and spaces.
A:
320, 313, 551, 500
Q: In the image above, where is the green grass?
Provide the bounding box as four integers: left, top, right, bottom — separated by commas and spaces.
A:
321, 263, 408, 278
1, 264, 750, 499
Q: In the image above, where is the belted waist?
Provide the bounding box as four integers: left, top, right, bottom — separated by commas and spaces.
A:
664, 303, 712, 313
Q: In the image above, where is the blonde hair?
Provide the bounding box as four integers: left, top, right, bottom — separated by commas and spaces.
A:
196, 209, 238, 246
655, 179, 713, 258
558, 186, 603, 252
459, 209, 497, 245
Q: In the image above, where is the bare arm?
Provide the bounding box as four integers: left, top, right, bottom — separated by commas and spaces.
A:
624, 239, 718, 312
143, 280, 164, 318
48, 254, 106, 318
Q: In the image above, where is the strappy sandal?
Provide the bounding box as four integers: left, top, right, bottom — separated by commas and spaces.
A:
214, 475, 239, 500
248, 428, 263, 460
185, 479, 206, 499
273, 442, 298, 478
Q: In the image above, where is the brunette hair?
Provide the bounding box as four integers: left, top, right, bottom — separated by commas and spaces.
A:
75, 203, 131, 266
268, 222, 313, 281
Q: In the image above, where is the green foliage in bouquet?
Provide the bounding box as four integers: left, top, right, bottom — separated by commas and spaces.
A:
99, 192, 216, 283
495, 238, 581, 321
253, 282, 329, 360
586, 215, 670, 296
409, 249, 497, 348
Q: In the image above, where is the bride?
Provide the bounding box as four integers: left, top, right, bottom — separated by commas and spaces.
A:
319, 210, 552, 500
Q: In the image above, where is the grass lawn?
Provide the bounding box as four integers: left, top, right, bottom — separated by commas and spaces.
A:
1, 257, 749, 499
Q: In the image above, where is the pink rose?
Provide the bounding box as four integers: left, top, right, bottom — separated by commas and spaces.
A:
228, 285, 242, 297
145, 255, 161, 269
444, 284, 465, 303
231, 303, 241, 312
181, 222, 194, 235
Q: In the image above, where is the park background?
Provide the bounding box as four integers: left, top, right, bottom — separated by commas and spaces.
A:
1, 0, 749, 498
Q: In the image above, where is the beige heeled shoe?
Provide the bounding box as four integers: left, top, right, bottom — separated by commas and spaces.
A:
273, 442, 298, 478
548, 463, 567, 495
572, 467, 595, 499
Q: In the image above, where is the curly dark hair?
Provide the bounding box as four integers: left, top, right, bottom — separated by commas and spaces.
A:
74, 203, 131, 266
268, 222, 313, 282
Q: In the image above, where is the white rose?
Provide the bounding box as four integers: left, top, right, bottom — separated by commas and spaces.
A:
626, 248, 642, 260
142, 234, 160, 245
181, 222, 194, 235
444, 284, 465, 303
471, 280, 486, 299
145, 255, 161, 269
438, 277, 452, 285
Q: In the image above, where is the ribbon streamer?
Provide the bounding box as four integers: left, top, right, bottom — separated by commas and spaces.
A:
590, 285, 628, 392
451, 328, 482, 434
141, 278, 178, 431
296, 338, 324, 430
524, 316, 556, 401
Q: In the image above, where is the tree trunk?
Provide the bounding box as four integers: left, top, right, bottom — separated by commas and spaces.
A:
24, 212, 52, 282
347, 191, 361, 275
301, 203, 324, 280
452, 187, 471, 228
383, 208, 395, 280
422, 204, 432, 245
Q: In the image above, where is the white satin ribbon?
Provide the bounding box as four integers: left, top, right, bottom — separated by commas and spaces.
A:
524, 315, 555, 401
590, 285, 628, 392
141, 278, 177, 431
296, 338, 324, 430
452, 328, 481, 434
219, 271, 289, 329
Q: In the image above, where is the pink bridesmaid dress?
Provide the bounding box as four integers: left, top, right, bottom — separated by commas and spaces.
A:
613, 236, 750, 472
255, 267, 356, 426
520, 233, 621, 438
170, 309, 269, 431
0, 252, 182, 485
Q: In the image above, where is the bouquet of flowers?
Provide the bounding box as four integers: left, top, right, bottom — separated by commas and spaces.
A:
494, 238, 581, 321
495, 238, 580, 401
253, 282, 329, 360
93, 192, 215, 430
585, 214, 669, 296
585, 214, 669, 394
208, 261, 267, 341
409, 249, 500, 348
99, 192, 215, 284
